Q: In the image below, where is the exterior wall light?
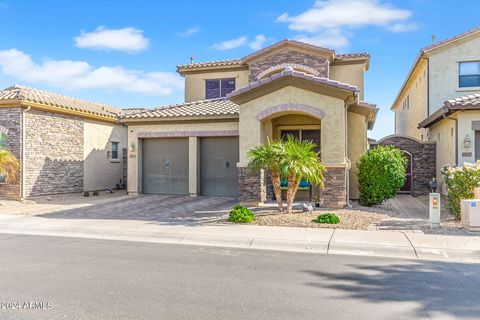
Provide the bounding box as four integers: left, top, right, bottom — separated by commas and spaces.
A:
464, 134, 472, 148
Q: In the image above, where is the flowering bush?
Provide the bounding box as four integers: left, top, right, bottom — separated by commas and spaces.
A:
441, 162, 480, 218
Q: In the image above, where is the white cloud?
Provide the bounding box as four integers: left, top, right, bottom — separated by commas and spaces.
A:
0, 49, 183, 96
277, 0, 415, 48
212, 36, 248, 50
295, 29, 350, 48
178, 27, 200, 37
249, 34, 268, 50
386, 22, 418, 33
75, 26, 150, 53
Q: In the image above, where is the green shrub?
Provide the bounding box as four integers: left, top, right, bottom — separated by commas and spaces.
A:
357, 145, 407, 206
313, 213, 340, 224
441, 162, 480, 219
228, 205, 255, 223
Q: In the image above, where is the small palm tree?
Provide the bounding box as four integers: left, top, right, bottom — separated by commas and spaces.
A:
248, 138, 285, 212
281, 135, 326, 214
0, 150, 20, 184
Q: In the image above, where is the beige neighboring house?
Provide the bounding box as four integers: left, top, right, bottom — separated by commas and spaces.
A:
391, 26, 480, 193
122, 40, 378, 207
0, 85, 127, 199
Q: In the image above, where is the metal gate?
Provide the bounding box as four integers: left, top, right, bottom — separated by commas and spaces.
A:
200, 137, 239, 196
142, 138, 189, 194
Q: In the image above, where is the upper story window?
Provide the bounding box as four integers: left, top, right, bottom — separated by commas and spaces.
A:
459, 61, 480, 88
205, 78, 235, 99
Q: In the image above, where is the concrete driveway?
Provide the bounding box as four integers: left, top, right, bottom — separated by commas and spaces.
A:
6, 195, 237, 225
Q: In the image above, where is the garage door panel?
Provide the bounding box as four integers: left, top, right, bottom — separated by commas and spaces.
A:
200, 137, 239, 196
142, 138, 188, 195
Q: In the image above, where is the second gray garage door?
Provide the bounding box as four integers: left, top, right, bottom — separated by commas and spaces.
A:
142, 138, 189, 195
200, 137, 239, 196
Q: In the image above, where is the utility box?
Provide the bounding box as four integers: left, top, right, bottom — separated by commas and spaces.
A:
460, 200, 480, 232
429, 193, 441, 229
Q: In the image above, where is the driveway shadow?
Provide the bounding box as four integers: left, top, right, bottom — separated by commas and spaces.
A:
39, 195, 237, 225
304, 261, 480, 318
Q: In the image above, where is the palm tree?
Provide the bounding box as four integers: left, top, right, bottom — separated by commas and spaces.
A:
248, 138, 285, 212
0, 150, 20, 184
281, 135, 325, 214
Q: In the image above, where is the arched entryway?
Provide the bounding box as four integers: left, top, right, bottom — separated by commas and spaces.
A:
399, 151, 413, 193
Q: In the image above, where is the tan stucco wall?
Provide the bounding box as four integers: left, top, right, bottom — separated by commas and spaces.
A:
429, 117, 456, 194
184, 70, 249, 102
329, 63, 365, 100
126, 120, 239, 194
238, 86, 346, 167
393, 59, 429, 140
428, 35, 480, 114
347, 112, 367, 199
83, 120, 127, 191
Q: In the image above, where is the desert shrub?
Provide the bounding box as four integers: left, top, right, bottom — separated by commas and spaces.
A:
228, 205, 255, 223
313, 213, 340, 224
441, 162, 480, 219
357, 145, 407, 206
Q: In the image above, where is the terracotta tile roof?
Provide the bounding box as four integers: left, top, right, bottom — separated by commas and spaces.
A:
227, 67, 358, 99
177, 59, 244, 70
0, 85, 120, 118
418, 94, 480, 128
422, 26, 480, 51
122, 98, 239, 119
336, 52, 370, 59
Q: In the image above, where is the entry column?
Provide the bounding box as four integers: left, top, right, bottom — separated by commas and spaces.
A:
188, 136, 199, 197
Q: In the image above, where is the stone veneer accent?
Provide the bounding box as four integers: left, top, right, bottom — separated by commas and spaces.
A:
371, 135, 436, 196
319, 167, 347, 208
24, 109, 84, 196
0, 108, 22, 199
248, 49, 329, 82
238, 167, 266, 203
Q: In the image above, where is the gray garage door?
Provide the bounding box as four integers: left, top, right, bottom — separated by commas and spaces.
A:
142, 138, 189, 195
200, 137, 239, 196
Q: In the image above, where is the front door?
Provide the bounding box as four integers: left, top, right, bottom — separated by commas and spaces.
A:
399, 151, 412, 193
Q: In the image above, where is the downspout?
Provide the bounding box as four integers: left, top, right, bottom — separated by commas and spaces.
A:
21, 105, 31, 199
345, 98, 351, 208
454, 118, 458, 166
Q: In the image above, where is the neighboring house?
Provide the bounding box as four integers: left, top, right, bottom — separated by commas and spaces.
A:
391, 26, 480, 193
122, 40, 378, 207
0, 85, 127, 199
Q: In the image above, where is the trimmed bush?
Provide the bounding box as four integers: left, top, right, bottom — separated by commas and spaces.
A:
313, 213, 340, 224
228, 205, 255, 223
357, 145, 407, 206
441, 162, 480, 219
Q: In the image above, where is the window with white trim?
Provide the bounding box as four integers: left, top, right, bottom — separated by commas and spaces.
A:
459, 61, 480, 88
111, 142, 119, 160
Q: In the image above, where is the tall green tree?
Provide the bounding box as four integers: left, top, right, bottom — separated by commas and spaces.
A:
281, 135, 325, 214
248, 139, 285, 212
0, 150, 20, 184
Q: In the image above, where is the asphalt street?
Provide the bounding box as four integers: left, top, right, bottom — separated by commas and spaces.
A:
0, 233, 478, 320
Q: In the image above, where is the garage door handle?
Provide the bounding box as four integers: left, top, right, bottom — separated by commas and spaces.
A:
165, 160, 170, 168
226, 161, 230, 168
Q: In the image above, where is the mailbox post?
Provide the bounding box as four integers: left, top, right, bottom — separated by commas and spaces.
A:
429, 193, 441, 229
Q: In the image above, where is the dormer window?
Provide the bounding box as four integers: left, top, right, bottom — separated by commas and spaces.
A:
205, 78, 235, 99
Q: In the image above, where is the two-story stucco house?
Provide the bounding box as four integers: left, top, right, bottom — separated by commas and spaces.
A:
122, 40, 378, 207
391, 26, 480, 192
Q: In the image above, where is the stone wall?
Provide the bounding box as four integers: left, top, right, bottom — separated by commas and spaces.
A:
319, 167, 347, 208
248, 49, 329, 82
238, 167, 266, 203
0, 108, 22, 199
24, 110, 84, 196
371, 135, 436, 196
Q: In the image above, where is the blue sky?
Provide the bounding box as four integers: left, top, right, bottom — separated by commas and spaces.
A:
0, 0, 478, 139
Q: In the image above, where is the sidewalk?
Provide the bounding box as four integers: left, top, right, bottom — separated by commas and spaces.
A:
0, 214, 478, 263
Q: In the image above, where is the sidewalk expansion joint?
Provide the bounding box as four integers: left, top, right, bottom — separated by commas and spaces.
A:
403, 232, 418, 259
248, 238, 254, 248
327, 229, 336, 254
